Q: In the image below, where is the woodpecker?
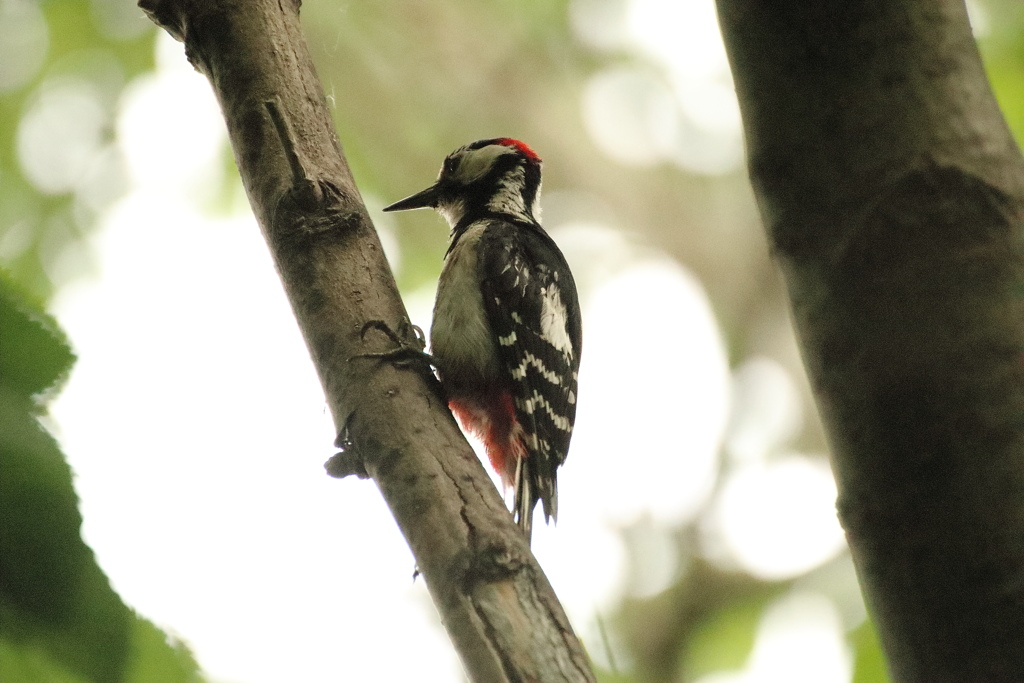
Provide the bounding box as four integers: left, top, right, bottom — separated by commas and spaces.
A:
383, 138, 582, 543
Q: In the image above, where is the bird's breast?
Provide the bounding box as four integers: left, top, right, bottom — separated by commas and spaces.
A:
431, 224, 503, 391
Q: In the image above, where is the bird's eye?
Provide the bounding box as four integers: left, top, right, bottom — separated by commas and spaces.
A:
443, 157, 459, 176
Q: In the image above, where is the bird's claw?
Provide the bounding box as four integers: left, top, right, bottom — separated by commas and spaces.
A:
350, 319, 435, 368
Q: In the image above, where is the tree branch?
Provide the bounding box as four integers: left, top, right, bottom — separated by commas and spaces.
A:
717, 0, 1024, 679
138, 1, 594, 680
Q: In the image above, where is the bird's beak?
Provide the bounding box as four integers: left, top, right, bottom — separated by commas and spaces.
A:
382, 183, 441, 212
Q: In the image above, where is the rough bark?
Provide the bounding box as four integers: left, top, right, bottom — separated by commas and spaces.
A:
138, 1, 594, 680
716, 0, 1024, 680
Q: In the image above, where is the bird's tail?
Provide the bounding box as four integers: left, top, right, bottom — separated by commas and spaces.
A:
513, 455, 535, 544
513, 454, 560, 546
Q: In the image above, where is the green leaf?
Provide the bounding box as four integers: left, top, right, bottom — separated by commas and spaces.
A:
0, 636, 91, 683
0, 272, 203, 682
0, 349, 132, 681
0, 271, 75, 401
123, 615, 203, 683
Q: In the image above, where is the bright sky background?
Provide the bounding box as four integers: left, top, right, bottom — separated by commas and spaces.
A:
36, 2, 856, 681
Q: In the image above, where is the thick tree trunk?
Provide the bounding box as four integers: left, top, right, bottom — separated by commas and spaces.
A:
138, 1, 594, 681
717, 0, 1024, 679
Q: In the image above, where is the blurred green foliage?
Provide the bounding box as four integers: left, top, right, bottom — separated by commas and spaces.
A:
851, 620, 890, 683
0, 2, 200, 680
976, 0, 1024, 144
0, 271, 201, 681
683, 594, 768, 678
0, 0, 154, 303
2, 0, 1023, 681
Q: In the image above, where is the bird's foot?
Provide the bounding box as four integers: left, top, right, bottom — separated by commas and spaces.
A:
350, 319, 437, 368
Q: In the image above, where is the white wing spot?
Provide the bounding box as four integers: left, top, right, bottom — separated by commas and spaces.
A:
510, 352, 563, 385
532, 352, 561, 384
517, 396, 535, 414
540, 285, 573, 354
511, 363, 527, 380
531, 390, 572, 432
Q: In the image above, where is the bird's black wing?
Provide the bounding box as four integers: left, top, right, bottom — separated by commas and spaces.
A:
480, 220, 581, 536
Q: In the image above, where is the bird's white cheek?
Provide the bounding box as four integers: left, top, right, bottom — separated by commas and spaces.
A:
454, 144, 510, 183
437, 198, 466, 229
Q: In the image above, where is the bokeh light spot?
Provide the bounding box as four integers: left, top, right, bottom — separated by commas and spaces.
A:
573, 257, 728, 527
710, 455, 846, 580
726, 357, 803, 464
582, 66, 676, 167
17, 78, 107, 194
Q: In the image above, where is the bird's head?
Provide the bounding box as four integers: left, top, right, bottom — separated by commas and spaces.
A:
383, 138, 543, 228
